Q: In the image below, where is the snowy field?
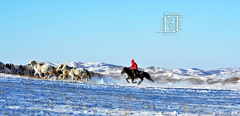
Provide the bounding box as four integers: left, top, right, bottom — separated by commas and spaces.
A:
0, 73, 240, 115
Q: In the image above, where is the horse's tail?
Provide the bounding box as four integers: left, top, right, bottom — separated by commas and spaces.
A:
145, 72, 155, 82
86, 70, 91, 80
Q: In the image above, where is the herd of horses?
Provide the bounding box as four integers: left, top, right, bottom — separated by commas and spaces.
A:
27, 60, 91, 82
27, 60, 155, 85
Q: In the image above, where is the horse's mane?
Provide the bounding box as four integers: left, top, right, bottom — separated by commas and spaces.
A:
39, 63, 45, 66
124, 67, 130, 70
123, 67, 133, 75
64, 65, 74, 69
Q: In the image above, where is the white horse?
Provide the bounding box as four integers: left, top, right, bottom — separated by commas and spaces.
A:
71, 67, 92, 82
27, 60, 54, 79
61, 64, 91, 82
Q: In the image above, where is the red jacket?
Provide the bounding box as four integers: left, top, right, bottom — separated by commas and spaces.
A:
129, 59, 138, 69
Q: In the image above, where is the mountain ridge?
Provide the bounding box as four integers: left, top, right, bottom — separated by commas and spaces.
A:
39, 61, 240, 83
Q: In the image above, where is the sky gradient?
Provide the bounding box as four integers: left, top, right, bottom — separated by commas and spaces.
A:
0, 1, 239, 70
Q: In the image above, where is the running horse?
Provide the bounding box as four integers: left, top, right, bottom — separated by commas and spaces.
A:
121, 67, 154, 85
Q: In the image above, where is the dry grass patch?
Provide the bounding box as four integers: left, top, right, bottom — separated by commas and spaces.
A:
222, 77, 240, 85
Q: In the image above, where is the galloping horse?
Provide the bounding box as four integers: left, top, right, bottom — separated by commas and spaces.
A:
121, 67, 154, 85
60, 64, 91, 82
27, 60, 55, 79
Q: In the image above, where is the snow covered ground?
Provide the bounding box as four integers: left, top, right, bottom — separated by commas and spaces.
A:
1, 73, 240, 115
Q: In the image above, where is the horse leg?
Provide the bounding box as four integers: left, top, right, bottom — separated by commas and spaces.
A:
34, 72, 38, 77
34, 72, 41, 78
132, 77, 137, 83
41, 72, 48, 79
71, 75, 74, 81
83, 73, 88, 82
84, 74, 88, 82
45, 72, 51, 79
84, 76, 87, 82
43, 73, 48, 79
81, 73, 86, 82
78, 76, 81, 81
45, 73, 49, 79
71, 75, 75, 81
63, 76, 67, 80
58, 74, 63, 80
76, 75, 80, 81
55, 72, 59, 77
48, 73, 52, 79
138, 78, 144, 85
38, 69, 44, 78
81, 74, 84, 82
38, 72, 43, 79
126, 77, 130, 83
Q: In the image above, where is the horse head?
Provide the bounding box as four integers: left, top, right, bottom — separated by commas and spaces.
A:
61, 64, 67, 71
27, 60, 37, 67
56, 64, 63, 71
121, 67, 129, 74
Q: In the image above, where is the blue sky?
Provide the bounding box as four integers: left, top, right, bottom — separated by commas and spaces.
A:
0, 1, 239, 70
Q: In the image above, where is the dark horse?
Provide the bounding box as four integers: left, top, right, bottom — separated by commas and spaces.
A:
121, 67, 154, 85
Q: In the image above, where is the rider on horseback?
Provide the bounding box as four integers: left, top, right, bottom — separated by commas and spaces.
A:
129, 59, 138, 78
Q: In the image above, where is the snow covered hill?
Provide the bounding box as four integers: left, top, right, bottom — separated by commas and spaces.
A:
40, 61, 240, 85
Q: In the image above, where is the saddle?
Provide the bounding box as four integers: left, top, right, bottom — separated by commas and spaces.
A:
134, 71, 143, 79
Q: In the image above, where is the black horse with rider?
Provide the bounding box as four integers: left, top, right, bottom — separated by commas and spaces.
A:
121, 59, 154, 85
